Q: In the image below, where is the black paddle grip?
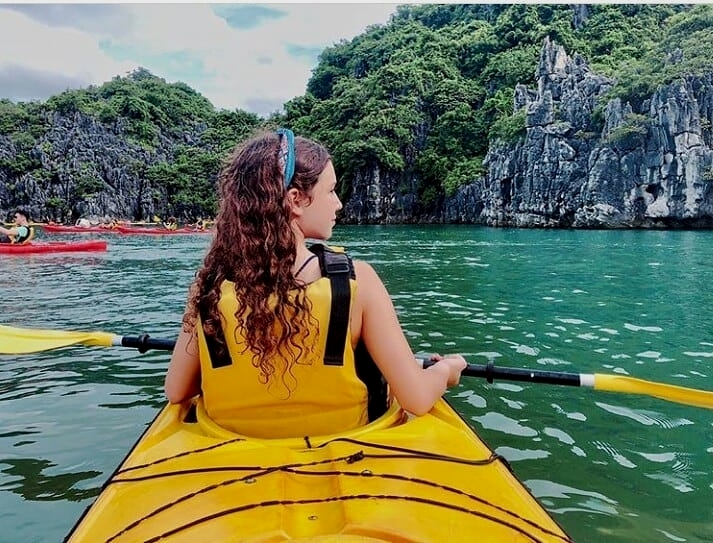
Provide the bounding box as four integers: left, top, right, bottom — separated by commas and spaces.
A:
121, 335, 176, 353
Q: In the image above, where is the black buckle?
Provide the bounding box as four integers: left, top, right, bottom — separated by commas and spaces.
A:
323, 253, 350, 275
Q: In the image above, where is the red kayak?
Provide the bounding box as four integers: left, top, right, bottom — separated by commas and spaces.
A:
43, 224, 119, 234
0, 240, 108, 255
115, 225, 212, 235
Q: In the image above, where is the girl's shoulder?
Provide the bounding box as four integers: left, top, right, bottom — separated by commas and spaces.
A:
352, 259, 383, 285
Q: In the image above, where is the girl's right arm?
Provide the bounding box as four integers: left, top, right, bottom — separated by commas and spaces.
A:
164, 322, 201, 403
353, 260, 466, 416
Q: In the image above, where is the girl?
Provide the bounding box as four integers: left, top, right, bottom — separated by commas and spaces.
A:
165, 129, 466, 438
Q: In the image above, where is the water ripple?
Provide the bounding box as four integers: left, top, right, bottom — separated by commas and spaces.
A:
595, 402, 695, 429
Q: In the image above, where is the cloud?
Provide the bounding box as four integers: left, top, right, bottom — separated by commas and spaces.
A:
0, 3, 399, 116
1, 4, 133, 38
0, 64, 88, 103
0, 7, 137, 100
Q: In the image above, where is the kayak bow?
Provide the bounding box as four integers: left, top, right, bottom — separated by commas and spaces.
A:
65, 397, 572, 542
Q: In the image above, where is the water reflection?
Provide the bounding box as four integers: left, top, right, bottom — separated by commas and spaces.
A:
0, 458, 100, 502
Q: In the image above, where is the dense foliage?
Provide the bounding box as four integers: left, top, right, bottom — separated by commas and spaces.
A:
283, 4, 695, 199
0, 69, 263, 220
1, 4, 711, 220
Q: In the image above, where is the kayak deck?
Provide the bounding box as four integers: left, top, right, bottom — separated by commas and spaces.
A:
116, 225, 212, 235
42, 224, 120, 234
66, 399, 571, 542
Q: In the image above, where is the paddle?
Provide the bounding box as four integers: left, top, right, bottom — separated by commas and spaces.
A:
2, 324, 711, 410
0, 324, 175, 354
427, 361, 713, 410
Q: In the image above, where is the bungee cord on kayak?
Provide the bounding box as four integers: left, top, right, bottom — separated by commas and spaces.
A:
104, 441, 573, 543
114, 436, 506, 481
137, 495, 572, 543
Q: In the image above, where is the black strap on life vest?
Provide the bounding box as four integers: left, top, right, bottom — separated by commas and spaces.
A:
200, 302, 232, 369
308, 243, 352, 366
309, 243, 388, 421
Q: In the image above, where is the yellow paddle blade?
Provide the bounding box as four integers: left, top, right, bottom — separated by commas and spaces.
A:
0, 324, 117, 354
594, 373, 713, 410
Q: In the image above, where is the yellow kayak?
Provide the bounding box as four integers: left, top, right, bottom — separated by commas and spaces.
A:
65, 398, 572, 542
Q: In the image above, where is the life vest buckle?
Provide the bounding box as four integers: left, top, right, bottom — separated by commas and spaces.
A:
322, 252, 350, 275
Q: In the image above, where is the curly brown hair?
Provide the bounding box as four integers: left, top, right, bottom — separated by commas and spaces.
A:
184, 129, 332, 388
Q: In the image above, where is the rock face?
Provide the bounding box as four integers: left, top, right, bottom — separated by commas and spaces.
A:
0, 111, 203, 223
443, 37, 713, 228
342, 166, 432, 224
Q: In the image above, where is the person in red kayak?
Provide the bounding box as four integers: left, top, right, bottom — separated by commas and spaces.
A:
165, 129, 466, 439
99, 218, 119, 229
163, 216, 178, 231
0, 209, 33, 244
190, 217, 207, 231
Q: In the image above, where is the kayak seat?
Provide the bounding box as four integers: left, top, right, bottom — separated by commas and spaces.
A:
192, 396, 406, 448
182, 402, 198, 423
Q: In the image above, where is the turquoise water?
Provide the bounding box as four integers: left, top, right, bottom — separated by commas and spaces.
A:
1, 226, 712, 542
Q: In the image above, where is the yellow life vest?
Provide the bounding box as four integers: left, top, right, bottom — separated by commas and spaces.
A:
198, 268, 369, 439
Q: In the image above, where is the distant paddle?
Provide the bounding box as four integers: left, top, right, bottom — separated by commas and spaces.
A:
2, 323, 712, 410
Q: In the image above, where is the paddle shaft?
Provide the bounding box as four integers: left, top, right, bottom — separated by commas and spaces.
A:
120, 337, 586, 389
423, 359, 583, 387
121, 338, 584, 387
116, 340, 584, 389
120, 338, 585, 387
5, 327, 666, 402
3, 322, 710, 409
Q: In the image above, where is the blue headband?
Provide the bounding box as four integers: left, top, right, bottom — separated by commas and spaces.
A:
276, 128, 295, 188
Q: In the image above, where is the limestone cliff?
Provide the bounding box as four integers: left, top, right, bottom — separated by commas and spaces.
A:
443, 37, 713, 228
0, 110, 206, 222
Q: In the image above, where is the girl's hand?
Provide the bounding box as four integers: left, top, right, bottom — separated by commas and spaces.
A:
429, 353, 467, 387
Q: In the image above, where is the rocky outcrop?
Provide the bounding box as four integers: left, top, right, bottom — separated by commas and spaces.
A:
0, 111, 205, 223
444, 37, 713, 228
342, 165, 434, 224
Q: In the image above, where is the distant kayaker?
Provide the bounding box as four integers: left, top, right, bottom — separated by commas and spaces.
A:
191, 217, 207, 231
165, 129, 466, 439
0, 209, 32, 244
99, 218, 119, 229
75, 218, 91, 228
163, 216, 178, 231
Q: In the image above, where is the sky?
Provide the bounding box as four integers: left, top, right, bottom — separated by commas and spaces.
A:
0, 3, 401, 117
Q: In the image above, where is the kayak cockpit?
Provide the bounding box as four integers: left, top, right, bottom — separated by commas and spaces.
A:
184, 396, 407, 448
